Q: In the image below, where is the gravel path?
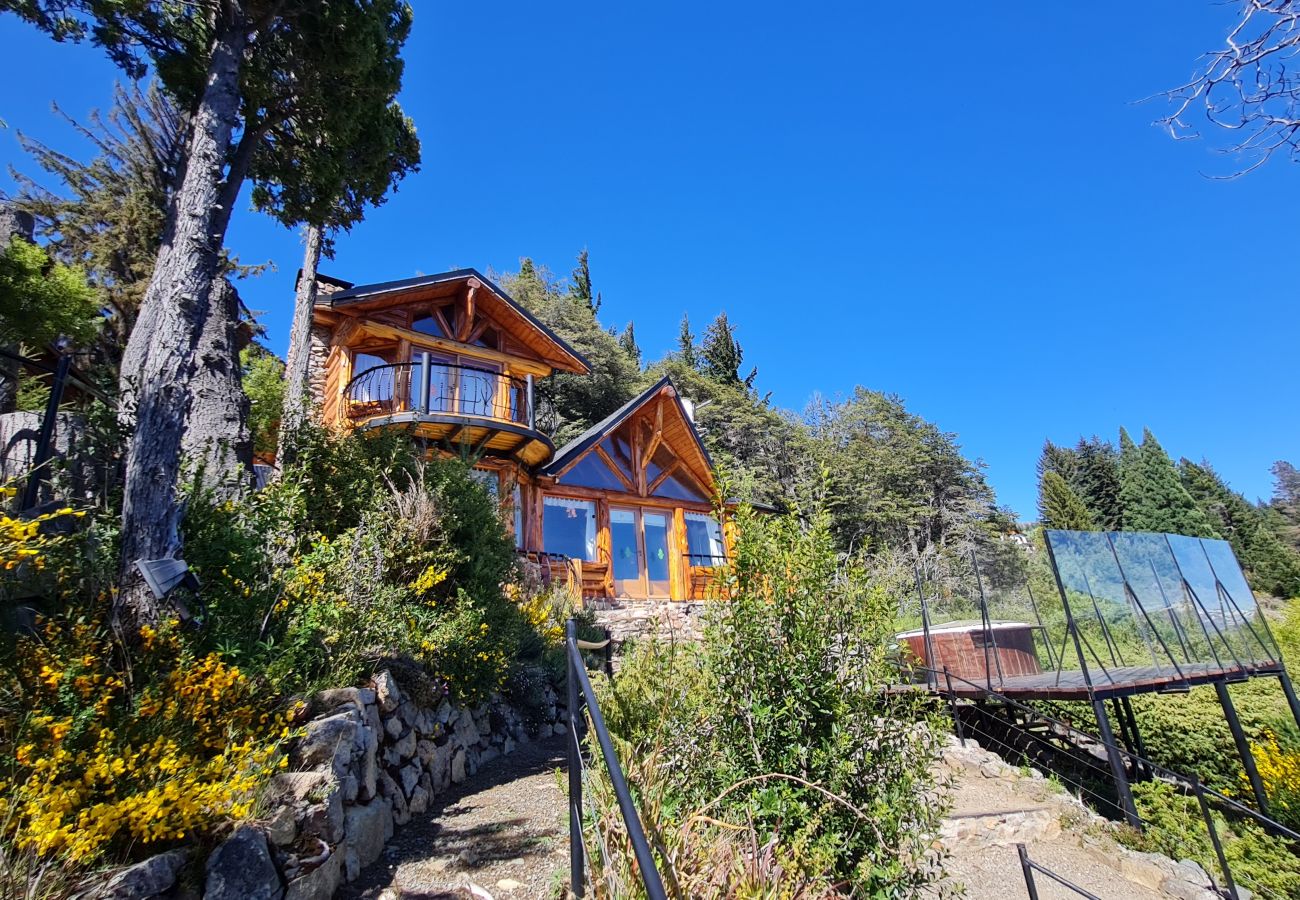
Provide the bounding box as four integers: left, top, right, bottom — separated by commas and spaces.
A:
935, 769, 1168, 900
339, 736, 569, 900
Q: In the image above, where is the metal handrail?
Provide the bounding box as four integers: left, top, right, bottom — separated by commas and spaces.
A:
343, 358, 534, 428
1016, 844, 1101, 900
566, 619, 667, 899
922, 663, 1300, 900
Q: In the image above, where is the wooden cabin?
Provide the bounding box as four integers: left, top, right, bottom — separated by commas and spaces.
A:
308, 268, 731, 603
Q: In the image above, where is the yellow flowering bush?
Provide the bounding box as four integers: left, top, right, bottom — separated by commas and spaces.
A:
0, 484, 87, 600
1248, 730, 1300, 832
0, 617, 285, 864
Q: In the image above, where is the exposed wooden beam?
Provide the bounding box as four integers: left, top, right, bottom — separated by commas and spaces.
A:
466, 317, 490, 346
595, 444, 636, 493
647, 459, 679, 495
432, 305, 455, 338
347, 317, 553, 376
641, 398, 665, 468
457, 281, 478, 343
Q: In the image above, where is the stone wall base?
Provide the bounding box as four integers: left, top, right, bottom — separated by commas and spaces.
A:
587, 598, 712, 644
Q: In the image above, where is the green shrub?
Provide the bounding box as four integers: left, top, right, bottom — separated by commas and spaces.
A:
592, 499, 949, 897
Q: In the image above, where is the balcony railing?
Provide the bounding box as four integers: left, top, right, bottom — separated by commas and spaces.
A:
344, 357, 553, 433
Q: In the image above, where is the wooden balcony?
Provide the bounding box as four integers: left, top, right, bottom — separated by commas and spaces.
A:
342, 357, 554, 466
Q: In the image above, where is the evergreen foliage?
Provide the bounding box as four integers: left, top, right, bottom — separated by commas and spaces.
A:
1074, 436, 1124, 530
0, 236, 100, 348
807, 388, 1001, 551
10, 82, 186, 354
700, 311, 743, 385
1118, 427, 1219, 537
676, 313, 697, 367
1037, 440, 1078, 484
1038, 471, 1095, 531
569, 248, 599, 314
1270, 461, 1300, 550
617, 321, 640, 367
241, 345, 284, 462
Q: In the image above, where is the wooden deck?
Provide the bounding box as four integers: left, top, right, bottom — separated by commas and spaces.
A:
915, 661, 1284, 701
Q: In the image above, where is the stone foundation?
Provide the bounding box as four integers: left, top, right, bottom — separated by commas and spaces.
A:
587, 598, 712, 643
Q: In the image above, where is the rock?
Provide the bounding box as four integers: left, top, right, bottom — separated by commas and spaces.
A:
380, 769, 410, 827
436, 699, 453, 724
453, 709, 479, 749
264, 805, 298, 847
400, 763, 421, 797
204, 825, 283, 900
344, 800, 393, 873
266, 771, 332, 805
301, 789, 345, 844
503, 737, 517, 756
497, 878, 523, 891
296, 710, 360, 772
413, 706, 435, 735
427, 741, 453, 792
284, 849, 341, 900
316, 686, 375, 713
394, 728, 417, 759
451, 748, 467, 784
479, 745, 500, 766
358, 724, 379, 801
1161, 880, 1220, 900
339, 773, 359, 804
1118, 853, 1169, 892
102, 849, 188, 899
409, 784, 430, 815
373, 670, 401, 713
384, 715, 403, 741
553, 722, 567, 737
416, 739, 437, 765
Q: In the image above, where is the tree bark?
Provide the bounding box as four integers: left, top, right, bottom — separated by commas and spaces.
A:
181, 276, 252, 497
117, 15, 249, 625
277, 222, 322, 469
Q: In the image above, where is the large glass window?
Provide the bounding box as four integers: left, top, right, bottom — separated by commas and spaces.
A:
558, 454, 626, 491
684, 512, 725, 563
512, 485, 523, 549
411, 312, 446, 337
469, 467, 499, 502
543, 497, 597, 561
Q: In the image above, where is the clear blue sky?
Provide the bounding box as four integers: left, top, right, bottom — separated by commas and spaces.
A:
1, 2, 1293, 520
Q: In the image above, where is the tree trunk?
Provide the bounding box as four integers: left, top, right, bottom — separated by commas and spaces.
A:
277, 222, 322, 469
116, 16, 248, 625
181, 276, 252, 497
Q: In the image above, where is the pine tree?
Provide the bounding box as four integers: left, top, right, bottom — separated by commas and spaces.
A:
619, 321, 641, 367
570, 248, 600, 314
1271, 461, 1300, 551
1037, 440, 1079, 483
1038, 471, 1096, 531
1119, 427, 1219, 537
677, 313, 698, 368
701, 311, 743, 384
1074, 436, 1124, 530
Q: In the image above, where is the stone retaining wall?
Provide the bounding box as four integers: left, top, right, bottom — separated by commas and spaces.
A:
106, 669, 566, 900
588, 598, 710, 643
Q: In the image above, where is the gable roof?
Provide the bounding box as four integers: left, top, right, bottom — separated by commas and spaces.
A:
321, 267, 590, 375
541, 376, 715, 492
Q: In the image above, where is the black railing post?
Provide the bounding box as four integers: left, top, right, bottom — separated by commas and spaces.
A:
1192, 774, 1239, 900
21, 352, 71, 512
1017, 844, 1040, 900
1278, 671, 1300, 735
567, 619, 584, 897
943, 667, 966, 747
1215, 680, 1270, 816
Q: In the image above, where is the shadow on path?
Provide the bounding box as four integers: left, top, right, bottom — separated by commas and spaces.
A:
339, 736, 569, 900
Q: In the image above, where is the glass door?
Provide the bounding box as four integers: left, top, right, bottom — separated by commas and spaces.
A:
643, 511, 672, 598
611, 507, 644, 598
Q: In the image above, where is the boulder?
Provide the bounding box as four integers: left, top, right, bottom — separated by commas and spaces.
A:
451, 748, 467, 784
384, 715, 403, 741
296, 710, 360, 772
102, 849, 188, 899
409, 783, 430, 815
284, 850, 341, 900
378, 769, 410, 827
264, 805, 298, 847
301, 789, 345, 844
316, 686, 375, 714
452, 709, 479, 750
373, 670, 401, 713
394, 728, 417, 760
204, 825, 283, 900
399, 763, 421, 798
344, 800, 393, 875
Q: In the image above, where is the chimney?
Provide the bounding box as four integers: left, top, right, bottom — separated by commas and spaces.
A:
680, 396, 695, 422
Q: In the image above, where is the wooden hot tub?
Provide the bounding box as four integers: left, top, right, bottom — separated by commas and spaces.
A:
896, 621, 1041, 682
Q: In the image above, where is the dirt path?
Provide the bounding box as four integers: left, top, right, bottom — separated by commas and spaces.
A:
339, 736, 569, 900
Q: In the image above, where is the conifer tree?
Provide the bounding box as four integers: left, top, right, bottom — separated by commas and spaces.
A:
1119, 427, 1219, 537
570, 248, 600, 314
702, 311, 744, 384
1074, 436, 1125, 530
1038, 470, 1096, 531
1271, 461, 1300, 550
618, 321, 641, 367
677, 313, 698, 368
1037, 440, 1079, 483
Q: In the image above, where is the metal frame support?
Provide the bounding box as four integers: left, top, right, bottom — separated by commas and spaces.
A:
943, 667, 965, 747
1215, 680, 1270, 817
526, 374, 535, 431
1192, 774, 1239, 900
1017, 844, 1041, 900
566, 619, 585, 897
1092, 697, 1140, 828
21, 352, 71, 512
419, 351, 432, 414
1278, 671, 1300, 735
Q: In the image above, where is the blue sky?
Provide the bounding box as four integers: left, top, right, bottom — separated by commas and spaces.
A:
1, 2, 1293, 519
